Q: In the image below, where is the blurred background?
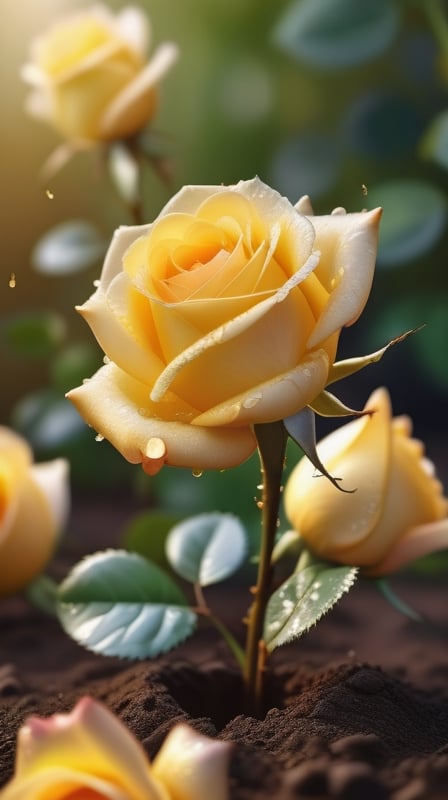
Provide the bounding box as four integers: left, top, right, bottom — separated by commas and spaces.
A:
1, 0, 447, 534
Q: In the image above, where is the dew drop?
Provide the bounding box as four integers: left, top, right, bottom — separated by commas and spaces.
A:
103, 355, 111, 365
310, 591, 319, 601
93, 279, 100, 288
192, 469, 203, 478
46, 188, 54, 199
361, 183, 368, 196
242, 392, 262, 409
95, 433, 104, 442
8, 272, 16, 288
257, 483, 264, 491
256, 500, 264, 509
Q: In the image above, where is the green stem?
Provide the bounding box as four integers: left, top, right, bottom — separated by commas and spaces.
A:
423, 0, 448, 57
194, 584, 245, 669
243, 421, 288, 716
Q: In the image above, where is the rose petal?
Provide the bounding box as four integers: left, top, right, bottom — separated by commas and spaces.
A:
0, 766, 132, 800
192, 348, 330, 427
284, 388, 392, 558
152, 723, 230, 800
116, 6, 150, 56
67, 363, 256, 471
150, 249, 320, 403
30, 458, 70, 534
305, 208, 381, 347
79, 272, 166, 387
13, 697, 162, 799
367, 518, 448, 576
99, 42, 179, 139
0, 470, 60, 597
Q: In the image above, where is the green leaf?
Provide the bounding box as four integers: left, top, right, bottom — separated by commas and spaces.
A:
12, 389, 86, 451
50, 343, 101, 393
57, 550, 196, 659
264, 562, 358, 651
32, 221, 107, 276
108, 144, 140, 205
2, 311, 66, 358
271, 530, 304, 564
366, 180, 447, 266
376, 579, 422, 622
327, 328, 419, 386
273, 0, 400, 69
25, 575, 59, 616
421, 110, 448, 171
270, 132, 340, 201
309, 389, 365, 418
166, 512, 248, 586
123, 510, 182, 569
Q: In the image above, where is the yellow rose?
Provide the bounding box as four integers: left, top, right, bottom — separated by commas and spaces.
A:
284, 387, 448, 576
0, 696, 230, 800
67, 177, 381, 474
22, 5, 178, 143
0, 427, 69, 598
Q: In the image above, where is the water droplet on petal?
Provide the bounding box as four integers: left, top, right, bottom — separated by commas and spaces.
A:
192, 469, 203, 478
142, 437, 167, 477
46, 188, 54, 199
242, 392, 262, 409
9, 272, 16, 288
95, 433, 104, 442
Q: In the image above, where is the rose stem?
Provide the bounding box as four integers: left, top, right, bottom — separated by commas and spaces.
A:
243, 421, 288, 716
193, 583, 245, 669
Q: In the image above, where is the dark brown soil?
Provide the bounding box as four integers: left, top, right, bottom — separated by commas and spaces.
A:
1, 498, 448, 799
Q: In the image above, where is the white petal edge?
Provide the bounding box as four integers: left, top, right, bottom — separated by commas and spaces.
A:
115, 5, 150, 56
306, 208, 381, 348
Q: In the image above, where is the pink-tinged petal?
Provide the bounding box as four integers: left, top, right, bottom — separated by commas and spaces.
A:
67, 363, 256, 471
367, 519, 448, 576
99, 42, 179, 139
305, 208, 381, 348
152, 723, 231, 800
192, 349, 330, 427
150, 250, 320, 403
12, 697, 163, 799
